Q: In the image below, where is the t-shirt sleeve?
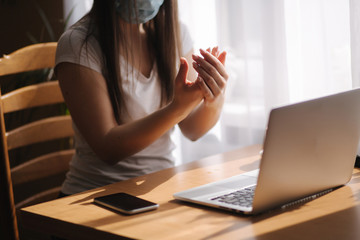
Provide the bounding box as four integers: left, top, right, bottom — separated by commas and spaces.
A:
55, 27, 103, 75
180, 21, 194, 56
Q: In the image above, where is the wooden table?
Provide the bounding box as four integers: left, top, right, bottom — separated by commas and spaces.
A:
20, 145, 360, 239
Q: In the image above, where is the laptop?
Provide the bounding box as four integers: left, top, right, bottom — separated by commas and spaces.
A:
174, 88, 360, 215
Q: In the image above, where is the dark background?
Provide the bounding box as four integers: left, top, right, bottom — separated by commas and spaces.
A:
0, 0, 65, 55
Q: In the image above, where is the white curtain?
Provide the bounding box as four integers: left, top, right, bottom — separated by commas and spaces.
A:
63, 0, 93, 28
350, 0, 360, 88
178, 0, 352, 163
350, 0, 360, 155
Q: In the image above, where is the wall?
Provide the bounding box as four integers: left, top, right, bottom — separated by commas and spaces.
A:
0, 0, 64, 55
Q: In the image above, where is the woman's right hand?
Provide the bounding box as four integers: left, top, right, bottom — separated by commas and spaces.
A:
170, 57, 203, 119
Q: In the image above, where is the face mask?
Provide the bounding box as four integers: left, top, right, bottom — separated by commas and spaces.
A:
115, 0, 164, 24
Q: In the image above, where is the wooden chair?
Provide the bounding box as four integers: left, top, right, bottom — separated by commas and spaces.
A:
0, 43, 74, 240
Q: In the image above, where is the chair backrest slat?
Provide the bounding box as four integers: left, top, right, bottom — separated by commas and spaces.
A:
15, 186, 62, 210
2, 81, 65, 113
6, 115, 73, 150
11, 149, 74, 185
0, 43, 57, 76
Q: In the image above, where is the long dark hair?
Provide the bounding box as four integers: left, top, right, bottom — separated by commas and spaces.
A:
85, 0, 181, 124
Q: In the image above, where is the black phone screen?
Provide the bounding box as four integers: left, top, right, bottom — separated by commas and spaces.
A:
94, 192, 158, 214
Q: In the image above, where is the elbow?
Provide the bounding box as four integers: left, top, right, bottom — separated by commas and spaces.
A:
93, 150, 119, 166
179, 124, 205, 142
181, 130, 203, 142
91, 143, 127, 166
186, 134, 201, 142
101, 154, 120, 166
90, 133, 148, 165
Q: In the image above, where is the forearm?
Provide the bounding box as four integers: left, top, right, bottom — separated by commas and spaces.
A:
97, 102, 186, 165
179, 97, 224, 141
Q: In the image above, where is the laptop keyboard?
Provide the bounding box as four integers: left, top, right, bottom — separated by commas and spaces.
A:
210, 185, 256, 208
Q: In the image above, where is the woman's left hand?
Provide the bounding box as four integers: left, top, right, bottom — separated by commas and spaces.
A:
192, 46, 228, 105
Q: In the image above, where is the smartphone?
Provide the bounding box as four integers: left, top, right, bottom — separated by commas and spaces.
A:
93, 192, 159, 215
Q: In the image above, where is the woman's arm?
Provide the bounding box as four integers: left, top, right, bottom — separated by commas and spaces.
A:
57, 58, 202, 165
179, 47, 228, 141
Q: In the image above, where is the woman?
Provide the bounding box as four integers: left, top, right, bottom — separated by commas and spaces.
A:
55, 0, 228, 195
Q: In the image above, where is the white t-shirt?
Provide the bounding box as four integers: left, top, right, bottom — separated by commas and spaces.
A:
55, 16, 193, 195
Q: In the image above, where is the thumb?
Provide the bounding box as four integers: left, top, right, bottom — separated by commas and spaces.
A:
175, 57, 189, 85
218, 51, 227, 66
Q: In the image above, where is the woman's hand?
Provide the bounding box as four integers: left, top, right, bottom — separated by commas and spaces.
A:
170, 57, 203, 119
177, 48, 228, 141
192, 47, 228, 106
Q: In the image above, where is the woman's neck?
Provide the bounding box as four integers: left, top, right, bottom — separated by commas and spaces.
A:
118, 18, 154, 77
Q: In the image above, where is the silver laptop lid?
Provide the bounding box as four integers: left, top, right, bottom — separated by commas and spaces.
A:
251, 88, 360, 214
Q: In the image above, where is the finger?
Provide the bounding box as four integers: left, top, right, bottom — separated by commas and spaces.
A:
199, 49, 228, 80
215, 47, 220, 58
193, 61, 222, 97
211, 46, 218, 56
218, 51, 227, 66
176, 58, 189, 86
196, 76, 214, 100
192, 54, 226, 90
196, 50, 228, 81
